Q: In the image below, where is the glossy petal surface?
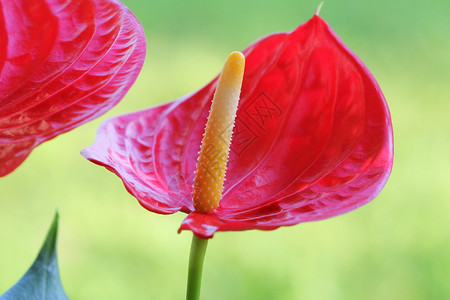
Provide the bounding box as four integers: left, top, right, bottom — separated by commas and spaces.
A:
0, 0, 146, 176
83, 16, 393, 239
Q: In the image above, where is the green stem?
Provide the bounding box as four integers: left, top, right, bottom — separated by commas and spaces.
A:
186, 234, 209, 300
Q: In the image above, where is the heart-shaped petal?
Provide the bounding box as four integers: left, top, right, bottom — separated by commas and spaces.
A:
83, 15, 393, 238
0, 0, 146, 176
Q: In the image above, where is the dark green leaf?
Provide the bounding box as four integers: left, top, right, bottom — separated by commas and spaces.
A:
0, 211, 69, 300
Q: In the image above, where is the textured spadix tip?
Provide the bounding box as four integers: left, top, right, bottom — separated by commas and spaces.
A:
224, 51, 245, 76
192, 51, 245, 213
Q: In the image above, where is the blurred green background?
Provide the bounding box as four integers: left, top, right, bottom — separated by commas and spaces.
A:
1, 0, 449, 299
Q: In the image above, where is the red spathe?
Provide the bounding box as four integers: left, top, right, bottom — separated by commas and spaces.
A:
0, 0, 146, 176
83, 15, 393, 239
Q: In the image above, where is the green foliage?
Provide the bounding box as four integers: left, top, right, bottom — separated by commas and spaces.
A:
0, 212, 68, 300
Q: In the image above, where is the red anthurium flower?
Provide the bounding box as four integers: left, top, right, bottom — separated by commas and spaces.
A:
0, 0, 146, 176
82, 15, 393, 239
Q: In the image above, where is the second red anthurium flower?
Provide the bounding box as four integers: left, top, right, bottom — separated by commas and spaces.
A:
0, 0, 146, 176
82, 14, 393, 239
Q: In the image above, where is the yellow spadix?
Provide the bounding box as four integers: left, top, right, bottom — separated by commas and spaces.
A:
192, 51, 245, 213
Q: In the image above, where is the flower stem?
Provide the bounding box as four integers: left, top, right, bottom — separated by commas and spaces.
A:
186, 234, 209, 300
